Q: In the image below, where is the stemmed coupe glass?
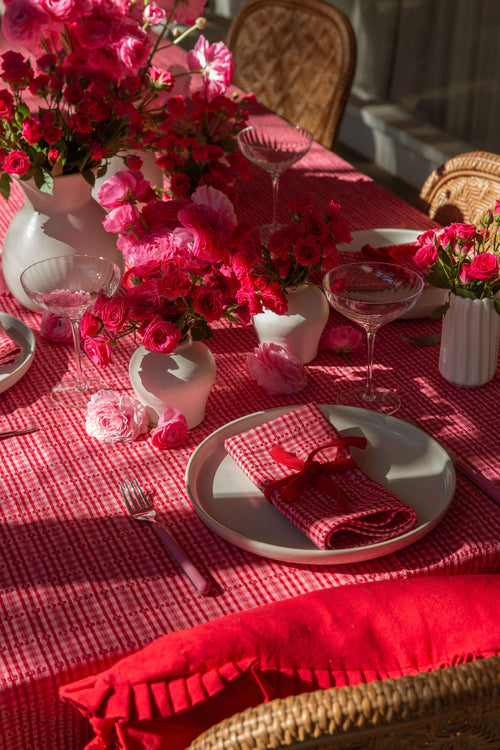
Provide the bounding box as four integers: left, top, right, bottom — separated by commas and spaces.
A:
237, 122, 313, 239
323, 262, 424, 415
21, 254, 121, 408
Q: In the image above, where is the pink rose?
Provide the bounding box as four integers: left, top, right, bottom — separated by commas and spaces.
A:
141, 317, 182, 353
247, 343, 307, 395
413, 244, 438, 272
468, 252, 499, 280
85, 390, 148, 444
98, 296, 130, 332
321, 325, 363, 360
102, 203, 140, 234
84, 334, 111, 367
40, 312, 73, 343
80, 311, 101, 337
151, 407, 188, 448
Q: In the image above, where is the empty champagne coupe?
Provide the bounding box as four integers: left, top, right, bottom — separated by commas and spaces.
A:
323, 262, 424, 414
21, 254, 121, 408
237, 122, 313, 239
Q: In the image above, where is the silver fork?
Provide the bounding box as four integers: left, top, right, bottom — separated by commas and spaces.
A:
119, 479, 212, 596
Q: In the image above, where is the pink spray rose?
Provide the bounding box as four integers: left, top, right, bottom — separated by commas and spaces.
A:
85, 390, 148, 444
247, 343, 307, 395
151, 407, 188, 448
468, 252, 499, 280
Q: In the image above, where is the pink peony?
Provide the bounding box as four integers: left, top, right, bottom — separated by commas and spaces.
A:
1, 0, 50, 47
247, 343, 307, 395
85, 390, 148, 444
40, 312, 73, 343
187, 36, 233, 102
151, 407, 188, 448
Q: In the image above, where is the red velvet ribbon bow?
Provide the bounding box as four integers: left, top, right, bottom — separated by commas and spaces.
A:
265, 437, 368, 510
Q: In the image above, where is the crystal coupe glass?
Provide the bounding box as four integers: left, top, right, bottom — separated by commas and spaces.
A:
323, 261, 424, 414
21, 254, 121, 408
237, 122, 313, 238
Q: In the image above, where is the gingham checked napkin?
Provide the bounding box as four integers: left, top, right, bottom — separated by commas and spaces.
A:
224, 402, 417, 550
0, 321, 21, 367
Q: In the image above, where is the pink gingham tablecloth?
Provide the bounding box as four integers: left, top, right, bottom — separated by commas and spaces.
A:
1, 106, 500, 750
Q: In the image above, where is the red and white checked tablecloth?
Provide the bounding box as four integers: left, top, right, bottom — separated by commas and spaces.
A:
1, 110, 500, 750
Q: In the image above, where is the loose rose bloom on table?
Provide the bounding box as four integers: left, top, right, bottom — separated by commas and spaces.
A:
85, 390, 149, 444
231, 197, 352, 314
414, 202, 500, 313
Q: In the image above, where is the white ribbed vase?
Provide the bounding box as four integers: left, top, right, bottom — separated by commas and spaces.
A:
129, 339, 216, 429
2, 173, 124, 311
252, 284, 330, 364
439, 293, 500, 387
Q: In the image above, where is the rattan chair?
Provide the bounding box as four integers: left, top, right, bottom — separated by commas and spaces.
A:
417, 150, 500, 225
187, 655, 500, 749
226, 0, 356, 149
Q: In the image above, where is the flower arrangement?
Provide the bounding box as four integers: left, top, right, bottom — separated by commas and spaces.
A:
82, 171, 249, 366
414, 203, 500, 313
231, 197, 352, 314
0, 0, 249, 199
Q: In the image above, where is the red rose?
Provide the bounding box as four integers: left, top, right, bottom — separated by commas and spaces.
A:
141, 317, 182, 354
41, 123, 64, 144
1, 51, 33, 84
21, 117, 42, 145
0, 89, 14, 118
68, 112, 92, 134
98, 297, 130, 332
3, 149, 31, 175
192, 286, 224, 322
80, 311, 101, 338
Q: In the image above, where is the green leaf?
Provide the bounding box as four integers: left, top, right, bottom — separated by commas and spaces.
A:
34, 169, 54, 194
429, 301, 450, 319
493, 299, 500, 316
401, 332, 441, 347
0, 173, 11, 201
81, 169, 95, 187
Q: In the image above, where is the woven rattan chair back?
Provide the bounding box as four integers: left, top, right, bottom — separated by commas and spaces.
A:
226, 0, 356, 149
187, 655, 500, 749
418, 150, 500, 226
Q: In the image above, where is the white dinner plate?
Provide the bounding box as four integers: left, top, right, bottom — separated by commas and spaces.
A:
0, 313, 36, 394
185, 404, 456, 565
347, 229, 448, 319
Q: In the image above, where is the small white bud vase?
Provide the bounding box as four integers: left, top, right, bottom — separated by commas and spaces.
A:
439, 293, 500, 387
252, 284, 330, 364
128, 339, 216, 429
2, 173, 124, 311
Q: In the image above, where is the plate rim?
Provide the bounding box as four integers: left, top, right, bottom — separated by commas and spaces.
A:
0, 312, 36, 392
185, 404, 456, 565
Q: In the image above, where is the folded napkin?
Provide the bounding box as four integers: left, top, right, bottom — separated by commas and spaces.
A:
224, 403, 417, 549
0, 321, 22, 367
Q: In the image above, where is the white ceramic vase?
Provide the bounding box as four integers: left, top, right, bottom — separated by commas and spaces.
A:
252, 283, 330, 363
439, 293, 500, 387
128, 339, 216, 429
2, 173, 124, 311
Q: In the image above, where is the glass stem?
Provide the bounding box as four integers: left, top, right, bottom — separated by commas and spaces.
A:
271, 174, 280, 230
363, 329, 377, 402
70, 319, 85, 391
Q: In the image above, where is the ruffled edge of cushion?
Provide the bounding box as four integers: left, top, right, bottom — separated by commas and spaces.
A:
60, 649, 500, 725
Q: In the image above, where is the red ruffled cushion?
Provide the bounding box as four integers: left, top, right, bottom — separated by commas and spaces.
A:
59, 574, 500, 750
